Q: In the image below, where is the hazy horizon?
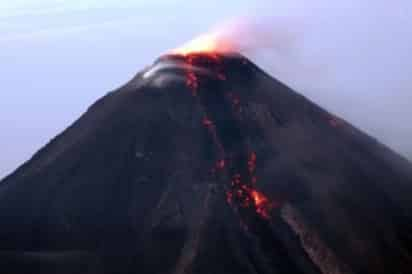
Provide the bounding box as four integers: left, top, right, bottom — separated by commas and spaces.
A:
1, 0, 412, 179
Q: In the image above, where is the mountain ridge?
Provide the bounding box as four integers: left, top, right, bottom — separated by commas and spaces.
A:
1, 52, 411, 274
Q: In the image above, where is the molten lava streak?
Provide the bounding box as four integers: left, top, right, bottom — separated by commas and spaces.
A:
176, 45, 279, 220
225, 153, 275, 220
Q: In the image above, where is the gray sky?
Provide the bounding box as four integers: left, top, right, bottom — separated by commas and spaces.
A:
1, 0, 411, 179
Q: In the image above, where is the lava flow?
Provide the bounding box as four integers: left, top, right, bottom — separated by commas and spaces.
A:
225, 153, 276, 220
174, 38, 279, 220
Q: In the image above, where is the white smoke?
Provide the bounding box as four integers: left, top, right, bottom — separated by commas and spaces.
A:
205, 8, 412, 161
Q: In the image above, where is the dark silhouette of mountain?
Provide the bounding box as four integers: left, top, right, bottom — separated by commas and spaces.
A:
1, 52, 412, 274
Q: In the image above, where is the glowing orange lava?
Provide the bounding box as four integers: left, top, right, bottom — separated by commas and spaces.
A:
179, 47, 279, 220
226, 169, 274, 220
251, 190, 271, 219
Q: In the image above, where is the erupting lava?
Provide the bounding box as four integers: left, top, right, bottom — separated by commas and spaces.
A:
176, 48, 279, 220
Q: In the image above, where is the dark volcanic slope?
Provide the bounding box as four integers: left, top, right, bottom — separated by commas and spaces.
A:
1, 53, 412, 274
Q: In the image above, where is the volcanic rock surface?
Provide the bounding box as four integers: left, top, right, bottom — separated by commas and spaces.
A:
1, 52, 412, 274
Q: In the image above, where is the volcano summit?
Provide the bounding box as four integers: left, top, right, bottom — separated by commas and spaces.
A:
0, 52, 412, 274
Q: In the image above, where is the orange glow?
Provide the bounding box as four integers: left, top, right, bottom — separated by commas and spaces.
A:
251, 190, 271, 219
251, 190, 266, 206
175, 42, 279, 220
172, 32, 234, 55
225, 153, 276, 220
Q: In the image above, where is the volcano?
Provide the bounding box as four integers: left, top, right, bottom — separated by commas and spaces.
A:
1, 52, 412, 274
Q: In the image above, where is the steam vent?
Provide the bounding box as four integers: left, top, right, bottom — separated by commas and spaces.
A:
1, 52, 412, 274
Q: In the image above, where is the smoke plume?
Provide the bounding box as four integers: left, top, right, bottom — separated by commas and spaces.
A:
188, 12, 412, 161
